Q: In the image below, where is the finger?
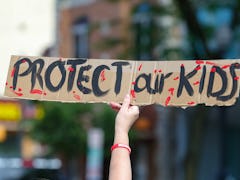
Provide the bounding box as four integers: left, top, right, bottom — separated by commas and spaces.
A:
121, 94, 130, 111
130, 105, 139, 115
109, 102, 121, 111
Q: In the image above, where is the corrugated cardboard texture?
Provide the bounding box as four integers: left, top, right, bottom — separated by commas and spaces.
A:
4, 56, 240, 107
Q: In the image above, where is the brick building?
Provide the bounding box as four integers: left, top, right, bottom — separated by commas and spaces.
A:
58, 0, 136, 59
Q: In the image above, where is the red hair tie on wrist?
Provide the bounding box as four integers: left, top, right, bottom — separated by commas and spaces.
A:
111, 144, 131, 154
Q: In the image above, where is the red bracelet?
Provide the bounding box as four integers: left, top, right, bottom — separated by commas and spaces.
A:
111, 144, 131, 154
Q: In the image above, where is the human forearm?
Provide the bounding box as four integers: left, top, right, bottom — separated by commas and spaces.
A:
108, 94, 139, 180
109, 131, 132, 180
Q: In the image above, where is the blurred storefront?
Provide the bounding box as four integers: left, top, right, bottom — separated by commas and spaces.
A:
0, 98, 61, 179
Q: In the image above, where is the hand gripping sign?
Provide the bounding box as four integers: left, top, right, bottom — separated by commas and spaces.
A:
4, 56, 240, 107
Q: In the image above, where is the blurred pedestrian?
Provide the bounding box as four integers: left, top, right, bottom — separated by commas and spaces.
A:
109, 94, 139, 180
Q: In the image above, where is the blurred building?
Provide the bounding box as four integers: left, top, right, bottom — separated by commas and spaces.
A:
57, 0, 159, 179
0, 0, 56, 96
0, 1, 60, 179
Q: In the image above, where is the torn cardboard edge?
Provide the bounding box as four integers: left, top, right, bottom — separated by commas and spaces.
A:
4, 55, 240, 107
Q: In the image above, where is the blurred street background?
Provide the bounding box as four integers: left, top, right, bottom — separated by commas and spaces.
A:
1, 0, 240, 179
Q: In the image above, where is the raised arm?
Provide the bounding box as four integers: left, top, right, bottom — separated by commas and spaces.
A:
109, 94, 139, 180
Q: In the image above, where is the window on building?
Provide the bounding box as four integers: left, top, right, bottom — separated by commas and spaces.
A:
72, 16, 89, 58
133, 2, 154, 60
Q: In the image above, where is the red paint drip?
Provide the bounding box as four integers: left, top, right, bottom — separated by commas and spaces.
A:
13, 91, 23, 97
43, 92, 47, 96
30, 89, 43, 95
11, 67, 16, 77
100, 70, 106, 81
130, 89, 136, 98
196, 60, 204, 64
68, 66, 74, 72
234, 76, 239, 80
132, 81, 136, 85
5, 82, 8, 86
221, 64, 230, 69
193, 81, 200, 85
211, 67, 216, 72
73, 94, 81, 101
18, 88, 22, 92
165, 96, 171, 106
154, 69, 158, 73
138, 64, 143, 71
10, 86, 13, 89
206, 61, 216, 65
195, 66, 201, 71
158, 69, 162, 73
187, 101, 195, 105
173, 76, 179, 80
168, 88, 175, 96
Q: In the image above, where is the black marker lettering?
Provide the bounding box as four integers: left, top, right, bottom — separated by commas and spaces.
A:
199, 65, 206, 94
207, 66, 227, 98
92, 65, 110, 97
77, 65, 92, 94
111, 61, 130, 95
217, 63, 240, 101
159, 72, 173, 94
177, 65, 198, 97
45, 60, 66, 92
12, 58, 32, 90
67, 58, 87, 92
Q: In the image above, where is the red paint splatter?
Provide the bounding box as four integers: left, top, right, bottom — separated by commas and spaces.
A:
68, 66, 74, 72
100, 70, 106, 81
13, 91, 23, 96
187, 101, 195, 105
43, 92, 47, 96
158, 69, 162, 73
130, 89, 136, 98
5, 82, 8, 86
196, 60, 204, 64
154, 69, 158, 73
181, 64, 184, 67
11, 67, 16, 77
73, 94, 81, 101
22, 59, 26, 63
173, 76, 179, 80
211, 67, 216, 72
30, 89, 43, 95
132, 81, 136, 85
193, 81, 200, 85
195, 66, 201, 71
168, 88, 175, 96
221, 64, 230, 69
165, 96, 171, 106
206, 61, 216, 66
10, 86, 13, 89
234, 76, 239, 80
18, 88, 22, 92
138, 64, 143, 71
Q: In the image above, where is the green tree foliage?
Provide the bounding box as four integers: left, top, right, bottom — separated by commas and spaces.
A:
30, 102, 93, 157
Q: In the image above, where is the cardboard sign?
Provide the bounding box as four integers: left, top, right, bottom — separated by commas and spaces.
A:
4, 55, 240, 107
